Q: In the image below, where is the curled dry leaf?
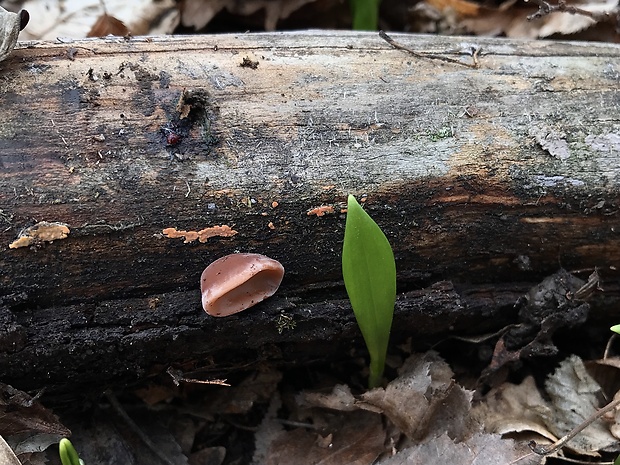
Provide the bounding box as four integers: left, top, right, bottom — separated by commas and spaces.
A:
299, 352, 476, 443
360, 351, 475, 441
472, 376, 558, 443
475, 355, 620, 457
543, 355, 618, 455
0, 7, 27, 63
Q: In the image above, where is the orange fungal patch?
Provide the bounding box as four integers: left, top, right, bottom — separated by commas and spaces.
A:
163, 225, 238, 243
307, 205, 335, 217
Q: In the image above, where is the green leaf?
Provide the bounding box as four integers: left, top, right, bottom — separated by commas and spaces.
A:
611, 324, 620, 335
615, 453, 620, 465
349, 0, 381, 30
59, 439, 82, 465
342, 194, 396, 388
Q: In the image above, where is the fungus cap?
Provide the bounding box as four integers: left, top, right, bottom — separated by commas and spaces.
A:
200, 253, 284, 317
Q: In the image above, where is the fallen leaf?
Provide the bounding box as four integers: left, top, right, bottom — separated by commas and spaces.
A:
543, 355, 618, 455
472, 376, 557, 443
180, 0, 318, 31
0, 436, 20, 465
376, 432, 540, 465
421, 0, 617, 38
0, 384, 70, 438
480, 269, 589, 386
87, 13, 129, 37
0, 6, 27, 62
297, 384, 359, 412
361, 351, 474, 441
263, 410, 386, 465
20, 0, 178, 39
0, 383, 70, 460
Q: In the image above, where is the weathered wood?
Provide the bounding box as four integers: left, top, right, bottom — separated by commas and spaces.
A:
1, 31, 619, 393
1, 31, 619, 304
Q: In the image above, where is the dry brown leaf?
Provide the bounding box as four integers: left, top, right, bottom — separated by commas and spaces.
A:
472, 376, 557, 443
0, 383, 70, 458
585, 355, 620, 405
180, 0, 318, 31
423, 0, 618, 38
263, 410, 386, 465
297, 384, 359, 412
543, 355, 618, 455
361, 351, 474, 441
480, 269, 589, 387
87, 13, 129, 37
299, 352, 476, 442
425, 0, 480, 17
0, 6, 27, 62
20, 0, 178, 39
376, 432, 540, 465
535, 0, 617, 37
477, 355, 620, 457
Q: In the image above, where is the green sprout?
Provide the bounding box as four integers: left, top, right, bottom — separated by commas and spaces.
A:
349, 0, 381, 30
342, 194, 396, 389
59, 438, 84, 465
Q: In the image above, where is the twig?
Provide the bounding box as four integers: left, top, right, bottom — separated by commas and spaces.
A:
104, 390, 177, 465
378, 31, 479, 68
166, 367, 230, 386
529, 397, 620, 455
525, 0, 618, 24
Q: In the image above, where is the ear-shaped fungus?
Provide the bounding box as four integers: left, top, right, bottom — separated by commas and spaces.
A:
200, 253, 284, 317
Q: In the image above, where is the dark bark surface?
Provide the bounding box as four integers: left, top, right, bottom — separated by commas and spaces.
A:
1, 281, 529, 394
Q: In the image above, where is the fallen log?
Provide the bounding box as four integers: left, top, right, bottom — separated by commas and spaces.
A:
0, 31, 619, 394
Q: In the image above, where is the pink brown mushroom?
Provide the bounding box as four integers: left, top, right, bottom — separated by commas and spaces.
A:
200, 253, 285, 317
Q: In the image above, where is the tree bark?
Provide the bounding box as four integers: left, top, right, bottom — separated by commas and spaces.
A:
0, 31, 619, 394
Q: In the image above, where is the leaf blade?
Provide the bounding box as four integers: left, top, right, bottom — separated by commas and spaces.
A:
342, 195, 396, 387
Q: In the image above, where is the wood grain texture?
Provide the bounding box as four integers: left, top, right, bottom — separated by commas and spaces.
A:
0, 31, 619, 392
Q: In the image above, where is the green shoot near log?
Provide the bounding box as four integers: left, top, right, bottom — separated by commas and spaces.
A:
342, 194, 396, 389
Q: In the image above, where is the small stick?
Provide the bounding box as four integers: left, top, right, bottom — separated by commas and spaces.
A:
379, 31, 479, 68
166, 367, 230, 386
525, 0, 615, 23
529, 397, 620, 455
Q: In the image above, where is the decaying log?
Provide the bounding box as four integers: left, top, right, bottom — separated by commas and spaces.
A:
0, 31, 619, 394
